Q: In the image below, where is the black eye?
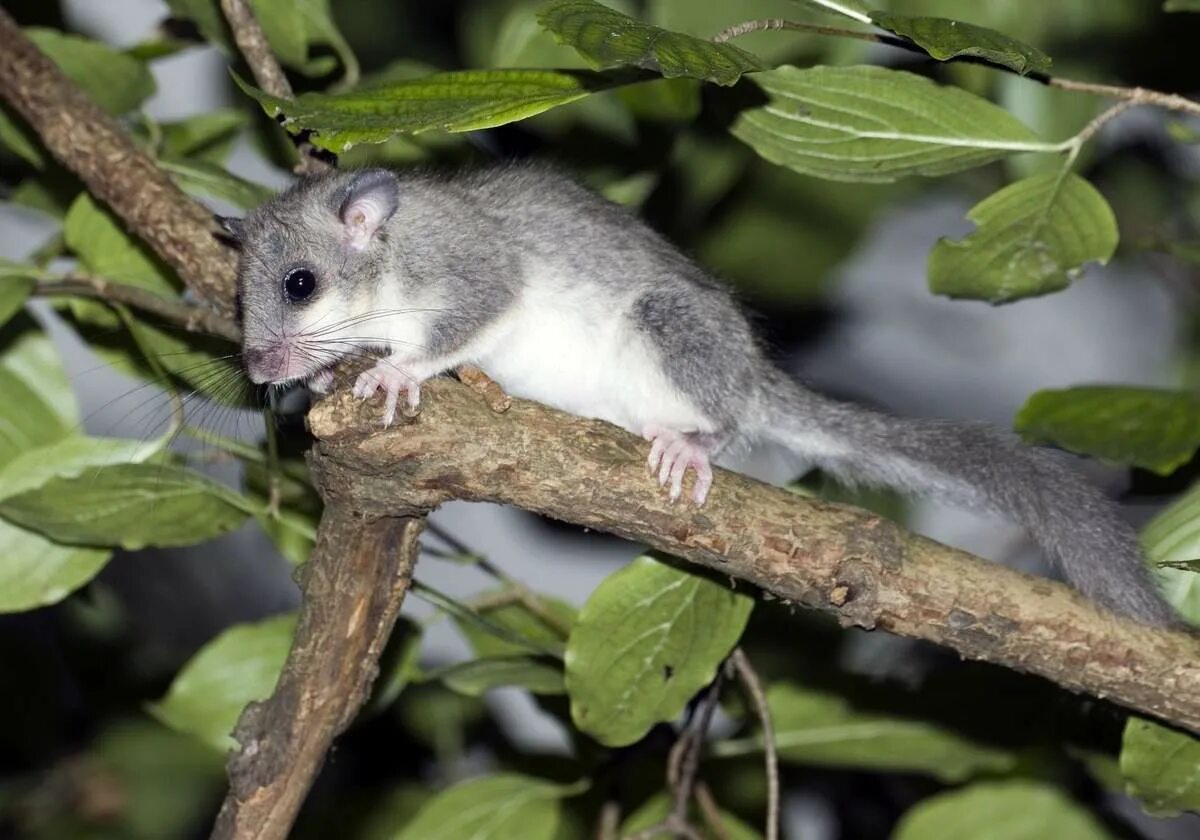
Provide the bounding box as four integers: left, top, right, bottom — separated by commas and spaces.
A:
283, 267, 317, 302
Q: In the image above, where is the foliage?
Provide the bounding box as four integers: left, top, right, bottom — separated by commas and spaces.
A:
1, 1, 1199, 839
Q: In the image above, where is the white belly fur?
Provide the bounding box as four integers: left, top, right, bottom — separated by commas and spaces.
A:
466, 262, 712, 435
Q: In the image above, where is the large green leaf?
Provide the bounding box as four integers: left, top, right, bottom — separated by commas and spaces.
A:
234, 68, 629, 152
714, 683, 1015, 782
1120, 717, 1200, 815
395, 774, 580, 840
159, 110, 247, 162
1142, 480, 1200, 625
64, 194, 178, 294
160, 158, 276, 210
788, 0, 871, 23
871, 13, 1052, 75
0, 434, 163, 502
152, 613, 297, 752
1, 317, 77, 431
0, 463, 253, 550
537, 0, 768, 86
0, 368, 68, 467
0, 261, 40, 329
565, 554, 754, 747
731, 65, 1045, 183
29, 28, 155, 116
0, 520, 109, 613
1165, 1, 1200, 11
892, 781, 1113, 839
1014, 387, 1200, 475
929, 172, 1117, 303
430, 655, 565, 697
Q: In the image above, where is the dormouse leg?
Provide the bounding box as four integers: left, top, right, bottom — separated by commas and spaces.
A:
642, 425, 722, 505
352, 355, 444, 426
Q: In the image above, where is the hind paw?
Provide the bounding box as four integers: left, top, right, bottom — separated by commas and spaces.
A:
643, 425, 715, 505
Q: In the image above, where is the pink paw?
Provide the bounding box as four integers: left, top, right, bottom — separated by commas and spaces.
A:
352, 359, 421, 426
643, 425, 715, 505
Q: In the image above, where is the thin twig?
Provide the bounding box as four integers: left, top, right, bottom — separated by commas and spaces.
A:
596, 800, 621, 840
729, 649, 779, 840
713, 18, 1200, 118
218, 0, 331, 174
693, 783, 730, 840
34, 276, 242, 343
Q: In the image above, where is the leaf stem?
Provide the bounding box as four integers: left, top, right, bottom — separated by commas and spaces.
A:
713, 19, 1200, 119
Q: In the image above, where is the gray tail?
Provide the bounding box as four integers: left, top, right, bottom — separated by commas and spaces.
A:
757, 372, 1177, 627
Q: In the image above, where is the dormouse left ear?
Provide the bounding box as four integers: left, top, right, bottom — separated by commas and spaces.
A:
215, 215, 245, 246
339, 169, 399, 252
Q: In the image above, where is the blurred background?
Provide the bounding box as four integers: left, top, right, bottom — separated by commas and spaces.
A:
1, 1, 1199, 838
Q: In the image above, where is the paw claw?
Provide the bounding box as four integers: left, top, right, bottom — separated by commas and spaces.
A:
353, 358, 421, 426
642, 428, 717, 506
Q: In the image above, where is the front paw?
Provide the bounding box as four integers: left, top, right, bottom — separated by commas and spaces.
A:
352, 360, 422, 426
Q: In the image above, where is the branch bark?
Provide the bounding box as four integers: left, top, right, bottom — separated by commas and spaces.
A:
0, 8, 238, 316
211, 508, 422, 840
307, 377, 1200, 735
217, 0, 331, 174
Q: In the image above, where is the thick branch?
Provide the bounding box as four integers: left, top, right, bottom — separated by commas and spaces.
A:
210, 509, 422, 840
0, 8, 238, 317
307, 377, 1200, 735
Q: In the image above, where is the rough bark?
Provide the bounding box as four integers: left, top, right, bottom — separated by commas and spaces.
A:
210, 508, 421, 840
0, 8, 238, 316
308, 377, 1200, 735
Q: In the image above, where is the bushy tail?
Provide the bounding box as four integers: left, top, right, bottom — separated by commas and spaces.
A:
755, 371, 1177, 627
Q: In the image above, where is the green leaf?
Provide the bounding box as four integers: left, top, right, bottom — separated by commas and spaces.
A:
160, 158, 276, 209
537, 0, 768, 86
622, 792, 761, 839
431, 655, 565, 697
1142, 482, 1200, 625
455, 591, 577, 658
64, 193, 178, 294
27, 28, 155, 115
1165, 0, 1200, 11
0, 433, 163, 502
395, 774, 581, 840
0, 463, 253, 550
418, 582, 563, 657
0, 520, 109, 612
928, 172, 1117, 303
159, 110, 247, 162
714, 683, 1015, 782
233, 68, 629, 153
0, 110, 44, 167
152, 613, 297, 752
788, 0, 871, 23
871, 13, 1052, 76
1015, 387, 1200, 475
732, 65, 1045, 183
565, 554, 754, 747
1120, 717, 1200, 815
893, 781, 1113, 840
0, 267, 34, 331
1, 316, 78, 429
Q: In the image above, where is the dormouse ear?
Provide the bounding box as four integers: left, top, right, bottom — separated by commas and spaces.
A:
339, 169, 399, 252
215, 215, 245, 245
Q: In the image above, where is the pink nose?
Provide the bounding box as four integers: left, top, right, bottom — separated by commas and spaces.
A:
242, 346, 279, 384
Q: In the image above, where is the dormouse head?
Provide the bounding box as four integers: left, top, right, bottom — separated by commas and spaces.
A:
220, 168, 401, 385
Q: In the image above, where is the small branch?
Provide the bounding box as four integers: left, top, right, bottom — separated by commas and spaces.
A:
35, 276, 242, 343
456, 365, 513, 413
693, 783, 730, 840
307, 377, 1200, 735
728, 649, 778, 840
218, 0, 331, 175
209, 509, 422, 840
713, 18, 1200, 119
0, 8, 237, 317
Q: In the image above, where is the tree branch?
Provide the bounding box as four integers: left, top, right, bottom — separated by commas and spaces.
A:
306, 377, 1200, 735
0, 8, 238, 317
217, 0, 332, 174
35, 276, 242, 343
210, 508, 422, 840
